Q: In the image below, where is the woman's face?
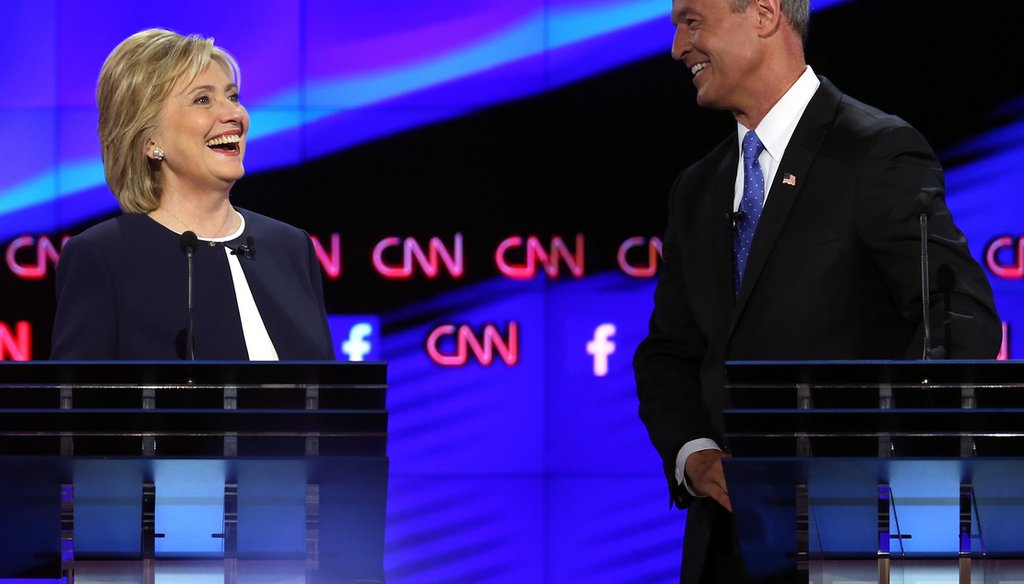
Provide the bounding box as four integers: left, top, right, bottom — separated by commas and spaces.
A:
152, 63, 248, 196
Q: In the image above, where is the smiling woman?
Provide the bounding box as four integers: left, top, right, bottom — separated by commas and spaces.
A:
150, 63, 248, 230
50, 29, 336, 361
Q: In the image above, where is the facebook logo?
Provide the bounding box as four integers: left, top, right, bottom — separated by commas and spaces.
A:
343, 323, 373, 361
586, 323, 616, 377
327, 315, 381, 362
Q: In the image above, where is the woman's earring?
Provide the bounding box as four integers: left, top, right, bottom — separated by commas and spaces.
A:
152, 146, 165, 161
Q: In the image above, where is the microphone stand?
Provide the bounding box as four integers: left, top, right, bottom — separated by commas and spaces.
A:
915, 189, 941, 360
180, 231, 198, 360
186, 248, 195, 360
919, 211, 931, 360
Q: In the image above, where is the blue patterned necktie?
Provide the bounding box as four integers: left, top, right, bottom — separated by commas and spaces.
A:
733, 130, 765, 294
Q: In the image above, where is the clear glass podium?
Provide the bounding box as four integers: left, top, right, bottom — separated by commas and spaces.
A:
724, 360, 1024, 584
0, 361, 388, 584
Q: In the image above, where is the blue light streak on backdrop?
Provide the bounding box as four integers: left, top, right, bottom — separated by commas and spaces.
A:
1, 0, 668, 239
0, 0, 851, 241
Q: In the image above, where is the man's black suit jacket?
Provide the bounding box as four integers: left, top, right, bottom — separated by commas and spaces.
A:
633, 77, 1001, 583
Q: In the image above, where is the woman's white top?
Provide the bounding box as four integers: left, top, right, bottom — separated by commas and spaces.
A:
201, 211, 279, 361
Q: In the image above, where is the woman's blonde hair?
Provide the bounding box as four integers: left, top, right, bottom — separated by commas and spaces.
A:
96, 29, 241, 213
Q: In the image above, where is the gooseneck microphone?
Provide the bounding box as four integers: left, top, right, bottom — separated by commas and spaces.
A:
915, 188, 941, 360
227, 236, 256, 258
179, 231, 198, 360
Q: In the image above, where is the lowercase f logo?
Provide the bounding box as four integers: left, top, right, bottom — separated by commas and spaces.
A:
327, 315, 381, 362
342, 323, 373, 361
586, 323, 616, 377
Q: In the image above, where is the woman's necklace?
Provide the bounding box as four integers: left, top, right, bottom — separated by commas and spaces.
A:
162, 206, 233, 247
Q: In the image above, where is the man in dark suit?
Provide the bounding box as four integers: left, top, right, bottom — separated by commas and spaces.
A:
632, 0, 1002, 582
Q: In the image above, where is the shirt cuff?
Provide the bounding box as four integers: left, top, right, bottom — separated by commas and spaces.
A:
675, 438, 723, 497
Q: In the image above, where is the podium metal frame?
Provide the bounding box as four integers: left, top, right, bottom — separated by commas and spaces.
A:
724, 360, 1024, 584
0, 361, 388, 584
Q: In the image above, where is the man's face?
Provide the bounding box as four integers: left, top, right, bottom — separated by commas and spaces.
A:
670, 0, 763, 113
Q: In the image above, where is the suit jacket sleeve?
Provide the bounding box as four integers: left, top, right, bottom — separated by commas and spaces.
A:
854, 124, 1001, 358
633, 171, 718, 509
303, 229, 336, 359
51, 235, 118, 359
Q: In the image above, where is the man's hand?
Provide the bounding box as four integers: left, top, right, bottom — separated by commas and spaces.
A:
684, 449, 732, 512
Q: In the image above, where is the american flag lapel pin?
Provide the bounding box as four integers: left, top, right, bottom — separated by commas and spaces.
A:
782, 172, 797, 187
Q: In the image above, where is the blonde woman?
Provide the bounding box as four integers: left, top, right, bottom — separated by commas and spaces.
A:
52, 29, 334, 360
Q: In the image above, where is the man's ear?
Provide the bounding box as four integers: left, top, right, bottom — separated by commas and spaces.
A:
754, 0, 783, 37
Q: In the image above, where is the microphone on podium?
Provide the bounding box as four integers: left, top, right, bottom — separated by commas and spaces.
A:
179, 230, 198, 256
915, 188, 942, 360
179, 231, 198, 360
